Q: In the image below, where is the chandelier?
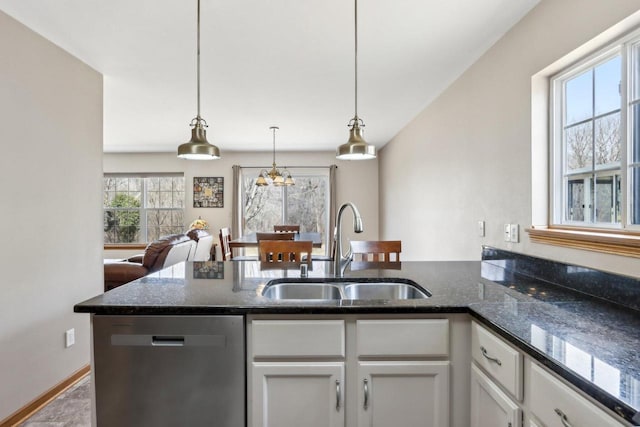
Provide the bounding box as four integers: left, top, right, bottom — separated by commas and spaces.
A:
256, 126, 295, 187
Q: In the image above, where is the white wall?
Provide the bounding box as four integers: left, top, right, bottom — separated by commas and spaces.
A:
0, 11, 103, 422
104, 151, 379, 259
379, 0, 640, 277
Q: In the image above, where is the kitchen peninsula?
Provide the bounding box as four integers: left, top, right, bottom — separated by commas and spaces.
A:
75, 247, 640, 426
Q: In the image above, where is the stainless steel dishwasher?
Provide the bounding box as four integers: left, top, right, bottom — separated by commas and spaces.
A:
93, 315, 245, 427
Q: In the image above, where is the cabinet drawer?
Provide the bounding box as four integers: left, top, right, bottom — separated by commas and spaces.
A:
529, 363, 625, 427
357, 319, 449, 357
471, 322, 523, 400
252, 320, 345, 358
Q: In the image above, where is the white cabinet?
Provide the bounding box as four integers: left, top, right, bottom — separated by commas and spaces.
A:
470, 364, 521, 427
355, 319, 450, 427
471, 322, 523, 400
471, 321, 628, 427
357, 361, 449, 427
252, 362, 344, 427
248, 317, 451, 427
528, 363, 625, 427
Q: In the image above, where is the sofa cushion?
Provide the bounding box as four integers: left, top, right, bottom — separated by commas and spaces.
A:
142, 233, 191, 270
186, 228, 209, 241
104, 262, 149, 291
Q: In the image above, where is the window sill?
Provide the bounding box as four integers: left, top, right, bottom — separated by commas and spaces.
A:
104, 244, 147, 250
526, 226, 640, 258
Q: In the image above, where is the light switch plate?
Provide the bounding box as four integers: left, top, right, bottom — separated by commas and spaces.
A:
510, 224, 519, 243
65, 328, 75, 348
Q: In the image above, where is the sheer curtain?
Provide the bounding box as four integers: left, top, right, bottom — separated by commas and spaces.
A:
232, 165, 241, 238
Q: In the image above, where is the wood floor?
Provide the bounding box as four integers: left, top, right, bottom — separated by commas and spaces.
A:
18, 376, 91, 426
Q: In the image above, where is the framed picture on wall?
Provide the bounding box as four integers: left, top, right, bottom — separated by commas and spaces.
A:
193, 177, 223, 208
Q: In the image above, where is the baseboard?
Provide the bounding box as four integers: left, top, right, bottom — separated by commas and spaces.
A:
0, 365, 90, 427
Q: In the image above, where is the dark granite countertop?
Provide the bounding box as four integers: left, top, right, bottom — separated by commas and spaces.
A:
76, 259, 640, 424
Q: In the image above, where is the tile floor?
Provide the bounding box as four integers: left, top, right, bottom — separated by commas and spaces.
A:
19, 375, 91, 427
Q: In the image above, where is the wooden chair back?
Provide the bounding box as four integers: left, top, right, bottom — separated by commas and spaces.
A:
219, 227, 233, 261
259, 240, 312, 263
273, 224, 300, 233
256, 232, 295, 242
350, 240, 402, 262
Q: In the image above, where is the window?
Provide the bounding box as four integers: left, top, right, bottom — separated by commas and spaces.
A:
551, 33, 640, 232
103, 174, 185, 244
238, 167, 331, 256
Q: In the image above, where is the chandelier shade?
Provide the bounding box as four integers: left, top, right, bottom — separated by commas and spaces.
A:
256, 126, 295, 187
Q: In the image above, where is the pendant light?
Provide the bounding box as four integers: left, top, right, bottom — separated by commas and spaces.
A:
177, 0, 221, 160
336, 0, 376, 160
256, 126, 295, 187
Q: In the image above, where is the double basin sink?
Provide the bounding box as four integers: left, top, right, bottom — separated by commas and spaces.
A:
262, 278, 430, 301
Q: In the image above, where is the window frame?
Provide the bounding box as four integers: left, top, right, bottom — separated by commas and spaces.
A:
528, 26, 640, 258
550, 30, 640, 233
103, 173, 185, 246
237, 167, 333, 256
550, 46, 626, 229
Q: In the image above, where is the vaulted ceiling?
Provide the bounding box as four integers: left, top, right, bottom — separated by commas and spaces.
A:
1, 0, 539, 153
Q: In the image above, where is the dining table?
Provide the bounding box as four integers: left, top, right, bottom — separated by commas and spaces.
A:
228, 232, 323, 249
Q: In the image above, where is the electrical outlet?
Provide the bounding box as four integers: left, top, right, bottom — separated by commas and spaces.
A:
504, 224, 511, 241
478, 220, 485, 237
65, 328, 75, 348
510, 223, 519, 243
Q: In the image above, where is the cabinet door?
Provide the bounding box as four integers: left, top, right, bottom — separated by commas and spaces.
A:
252, 362, 344, 427
357, 361, 449, 427
529, 363, 625, 427
471, 364, 521, 427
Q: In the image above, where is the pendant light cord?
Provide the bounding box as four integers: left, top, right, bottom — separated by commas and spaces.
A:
354, 0, 358, 119
196, 0, 201, 120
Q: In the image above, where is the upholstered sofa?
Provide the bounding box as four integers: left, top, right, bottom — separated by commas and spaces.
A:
186, 228, 215, 261
104, 231, 213, 291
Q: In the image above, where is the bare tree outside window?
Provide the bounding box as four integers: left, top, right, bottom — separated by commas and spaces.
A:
241, 170, 330, 255
562, 55, 622, 225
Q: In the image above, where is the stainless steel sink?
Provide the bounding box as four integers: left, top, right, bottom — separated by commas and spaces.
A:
262, 279, 430, 300
343, 283, 429, 300
262, 283, 342, 300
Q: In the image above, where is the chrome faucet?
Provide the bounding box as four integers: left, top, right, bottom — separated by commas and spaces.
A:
333, 202, 363, 277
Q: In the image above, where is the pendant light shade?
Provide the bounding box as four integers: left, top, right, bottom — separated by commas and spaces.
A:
256, 126, 295, 187
177, 0, 221, 160
336, 0, 376, 160
178, 119, 220, 159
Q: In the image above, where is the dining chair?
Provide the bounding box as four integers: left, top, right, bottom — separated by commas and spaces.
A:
256, 232, 295, 242
219, 227, 233, 260
258, 240, 312, 263
350, 240, 402, 262
273, 225, 300, 233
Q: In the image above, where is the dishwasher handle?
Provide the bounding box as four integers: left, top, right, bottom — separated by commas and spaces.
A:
111, 334, 226, 347
152, 336, 185, 346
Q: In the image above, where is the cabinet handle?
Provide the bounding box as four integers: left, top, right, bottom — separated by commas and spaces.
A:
336, 380, 341, 411
554, 408, 574, 427
363, 378, 369, 410
480, 346, 502, 366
